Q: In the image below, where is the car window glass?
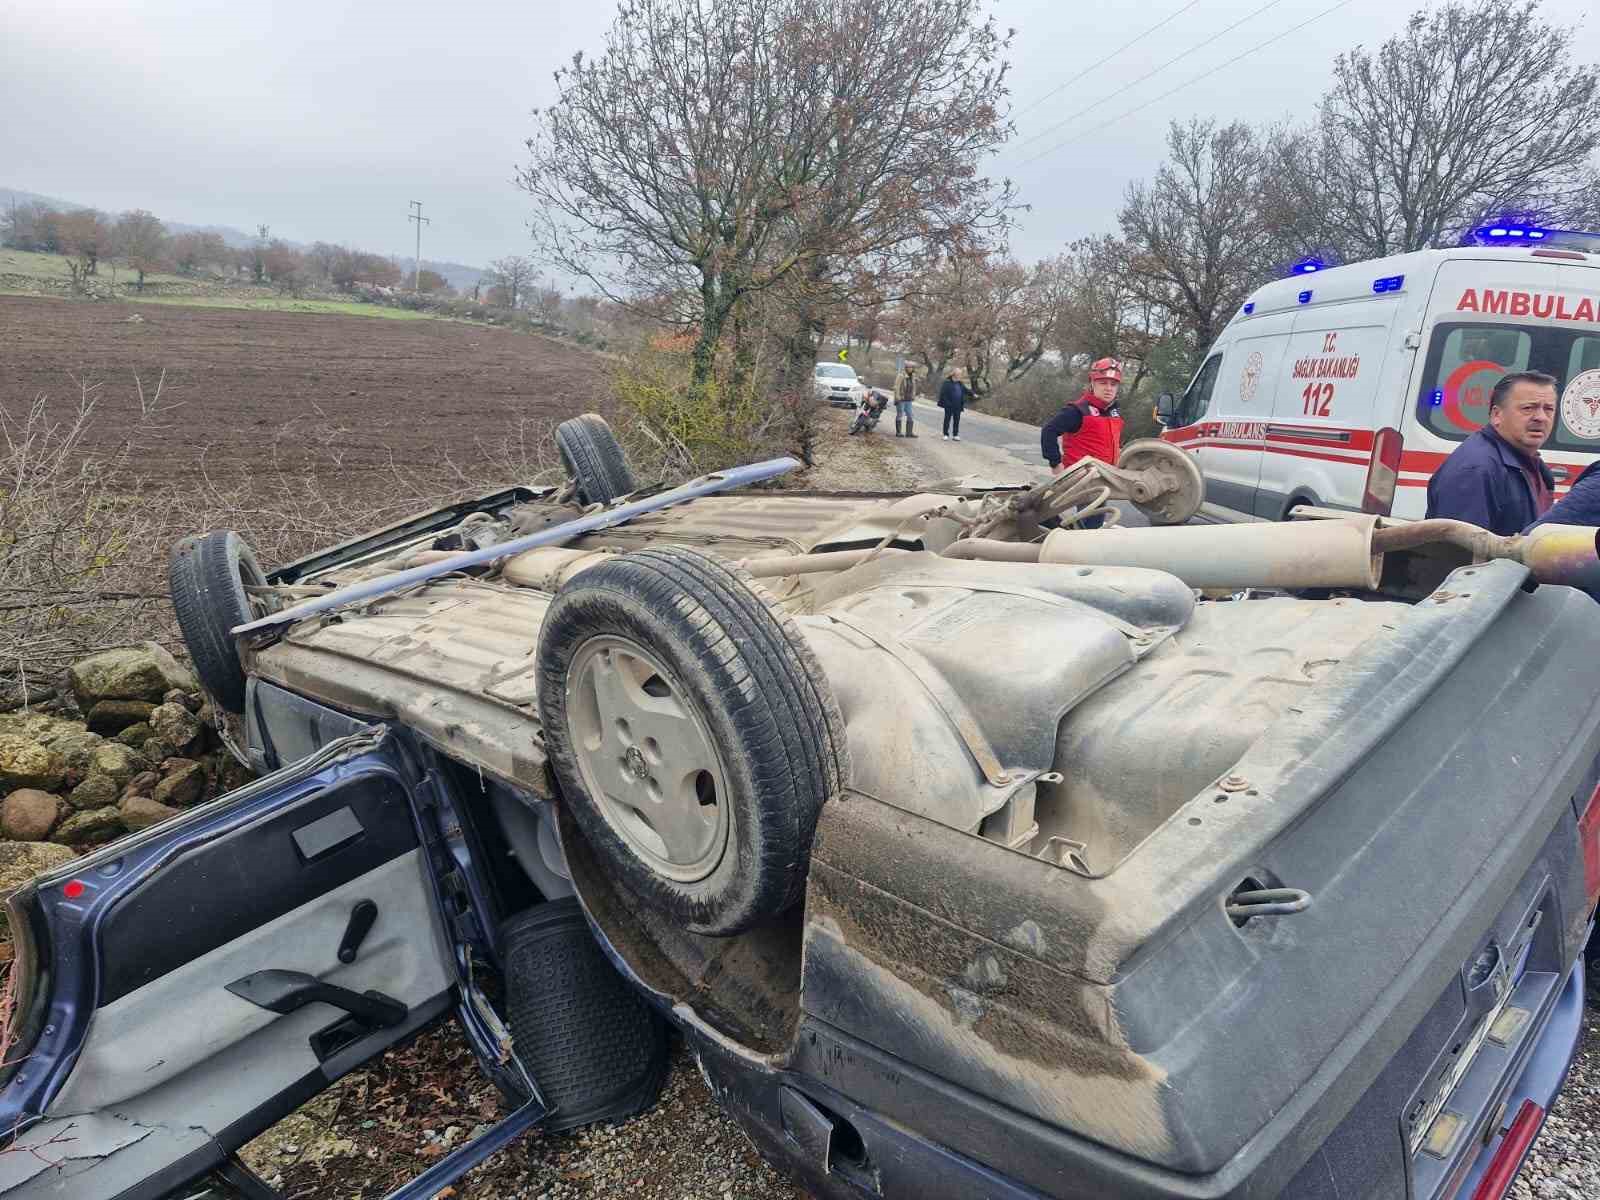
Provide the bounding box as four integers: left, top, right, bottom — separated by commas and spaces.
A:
817, 364, 855, 379
1178, 355, 1222, 426
1417, 323, 1600, 454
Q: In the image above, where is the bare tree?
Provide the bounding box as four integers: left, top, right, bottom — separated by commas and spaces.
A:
1272, 0, 1600, 258
306, 241, 342, 284
170, 231, 228, 277
3, 203, 65, 253
58, 210, 111, 279
518, 0, 1014, 395
888, 253, 1064, 398
530, 285, 564, 325
956, 257, 1068, 400
413, 268, 451, 294
114, 210, 168, 292
1052, 235, 1183, 395
487, 255, 537, 309
263, 240, 307, 295
1120, 119, 1279, 363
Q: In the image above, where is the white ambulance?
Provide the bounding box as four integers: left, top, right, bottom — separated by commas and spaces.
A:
1157, 226, 1600, 522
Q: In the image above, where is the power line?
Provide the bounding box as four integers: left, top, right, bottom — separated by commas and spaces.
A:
1010, 0, 1293, 154
1010, 0, 1207, 122
1014, 0, 1357, 169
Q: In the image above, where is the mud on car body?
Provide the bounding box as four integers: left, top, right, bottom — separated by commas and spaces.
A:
1, 415, 1597, 1200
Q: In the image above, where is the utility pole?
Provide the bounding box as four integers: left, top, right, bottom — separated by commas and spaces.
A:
408, 200, 430, 293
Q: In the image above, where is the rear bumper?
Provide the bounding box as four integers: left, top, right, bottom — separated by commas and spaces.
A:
687, 948, 1585, 1200
1451, 949, 1585, 1200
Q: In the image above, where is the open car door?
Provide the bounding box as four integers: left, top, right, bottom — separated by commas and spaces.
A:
0, 727, 536, 1200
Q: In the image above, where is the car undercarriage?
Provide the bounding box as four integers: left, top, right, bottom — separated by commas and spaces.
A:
3, 416, 1598, 1200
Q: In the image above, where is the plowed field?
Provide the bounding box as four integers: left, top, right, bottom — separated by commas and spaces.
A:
1, 295, 613, 505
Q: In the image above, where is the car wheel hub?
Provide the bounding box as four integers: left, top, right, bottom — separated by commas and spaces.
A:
566, 636, 730, 883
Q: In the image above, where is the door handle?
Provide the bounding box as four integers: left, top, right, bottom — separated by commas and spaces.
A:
227, 969, 408, 1028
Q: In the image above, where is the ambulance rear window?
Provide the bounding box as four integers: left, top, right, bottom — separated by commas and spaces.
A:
1417, 322, 1600, 454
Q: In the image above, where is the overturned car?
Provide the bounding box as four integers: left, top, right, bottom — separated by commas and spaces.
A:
2, 415, 1598, 1200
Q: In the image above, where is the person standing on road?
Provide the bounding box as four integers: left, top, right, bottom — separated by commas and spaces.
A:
1425, 371, 1557, 535
894, 362, 918, 438
938, 368, 972, 440
1040, 357, 1125, 474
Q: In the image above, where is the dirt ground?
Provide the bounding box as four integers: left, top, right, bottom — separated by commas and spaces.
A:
0, 294, 613, 507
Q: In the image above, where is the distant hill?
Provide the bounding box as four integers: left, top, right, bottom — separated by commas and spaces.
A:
0, 186, 487, 292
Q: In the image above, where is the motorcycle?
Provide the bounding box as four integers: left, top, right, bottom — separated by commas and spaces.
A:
849, 387, 890, 435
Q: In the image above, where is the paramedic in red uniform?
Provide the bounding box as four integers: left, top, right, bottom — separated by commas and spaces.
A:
1041, 358, 1125, 474
1425, 370, 1557, 536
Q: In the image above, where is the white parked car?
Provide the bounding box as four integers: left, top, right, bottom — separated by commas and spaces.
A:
814, 362, 864, 407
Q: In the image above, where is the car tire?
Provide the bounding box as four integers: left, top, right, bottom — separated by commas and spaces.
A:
168, 530, 266, 714
536, 546, 848, 935
555, 414, 636, 506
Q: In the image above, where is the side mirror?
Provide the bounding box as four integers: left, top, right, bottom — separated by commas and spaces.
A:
1155, 392, 1177, 424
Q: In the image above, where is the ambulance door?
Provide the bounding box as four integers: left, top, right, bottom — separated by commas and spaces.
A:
1258, 302, 1398, 519
1171, 313, 1291, 520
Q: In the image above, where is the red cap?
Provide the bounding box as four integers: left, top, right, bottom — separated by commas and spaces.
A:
1089, 357, 1123, 384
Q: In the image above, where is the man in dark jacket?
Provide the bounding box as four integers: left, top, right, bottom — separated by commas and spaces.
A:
938, 369, 972, 440
1425, 371, 1557, 535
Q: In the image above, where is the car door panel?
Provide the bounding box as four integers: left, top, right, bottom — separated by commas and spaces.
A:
0, 732, 456, 1200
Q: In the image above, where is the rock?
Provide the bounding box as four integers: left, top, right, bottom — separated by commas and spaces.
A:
0, 735, 66, 792
86, 699, 156, 734
84, 742, 146, 790
149, 704, 203, 756
67, 642, 198, 708
1, 790, 62, 841
0, 712, 82, 745
119, 794, 179, 831
68, 774, 120, 811
54, 807, 126, 846
115, 722, 154, 748
143, 737, 171, 763
121, 771, 158, 799
163, 689, 202, 713
49, 729, 109, 776
0, 841, 76, 896
154, 761, 206, 808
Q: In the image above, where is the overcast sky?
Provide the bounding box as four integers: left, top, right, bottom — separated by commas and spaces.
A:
4, 0, 1597, 273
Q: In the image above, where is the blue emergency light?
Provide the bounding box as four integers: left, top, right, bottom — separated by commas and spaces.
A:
1297, 289, 1313, 304
1459, 221, 1600, 247
1242, 301, 1255, 314
1292, 258, 1324, 275
1373, 274, 1405, 294
1429, 389, 1444, 408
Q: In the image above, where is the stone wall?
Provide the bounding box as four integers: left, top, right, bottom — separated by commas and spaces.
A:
0, 643, 255, 904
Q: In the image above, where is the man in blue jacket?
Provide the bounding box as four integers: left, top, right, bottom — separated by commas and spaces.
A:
1426, 371, 1558, 535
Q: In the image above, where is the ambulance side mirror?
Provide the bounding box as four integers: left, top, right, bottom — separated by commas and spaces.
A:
1156, 392, 1177, 425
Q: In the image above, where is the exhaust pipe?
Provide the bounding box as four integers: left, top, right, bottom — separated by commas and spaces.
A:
1034, 516, 1383, 590
1518, 524, 1600, 591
